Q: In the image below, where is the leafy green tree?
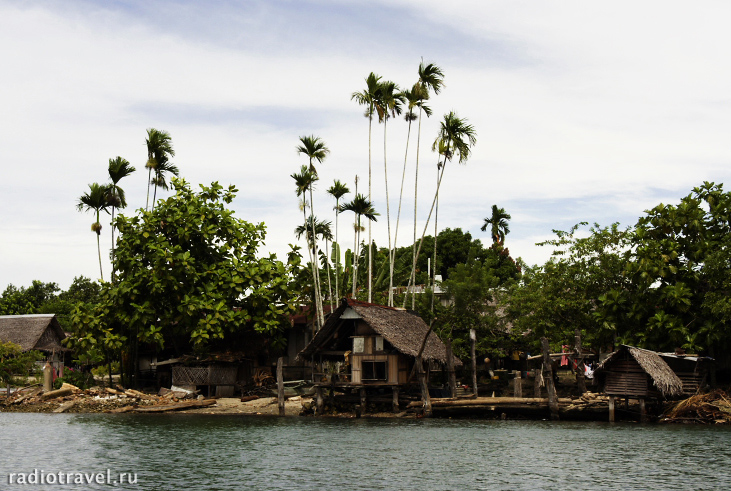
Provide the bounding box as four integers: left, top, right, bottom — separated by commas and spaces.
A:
481, 205, 511, 244
598, 182, 731, 354
0, 342, 42, 385
77, 183, 111, 281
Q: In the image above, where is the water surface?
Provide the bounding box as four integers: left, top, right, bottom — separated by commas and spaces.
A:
1, 414, 729, 490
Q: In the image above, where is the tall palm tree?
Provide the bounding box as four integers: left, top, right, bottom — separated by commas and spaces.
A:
296, 216, 334, 308
339, 194, 379, 297
403, 111, 476, 308
351, 72, 382, 303
151, 159, 180, 208
291, 165, 321, 326
481, 205, 512, 244
376, 80, 405, 306
410, 61, 444, 308
145, 128, 175, 211
393, 84, 431, 307
107, 157, 136, 281
297, 135, 329, 328
327, 180, 350, 300
77, 183, 111, 281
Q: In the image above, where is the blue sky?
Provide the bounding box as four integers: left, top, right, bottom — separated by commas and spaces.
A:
1, 0, 730, 289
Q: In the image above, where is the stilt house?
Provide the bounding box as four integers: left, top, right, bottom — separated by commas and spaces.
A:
0, 314, 68, 372
297, 298, 458, 387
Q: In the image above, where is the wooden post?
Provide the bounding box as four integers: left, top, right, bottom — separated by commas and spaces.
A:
43, 362, 53, 393
541, 337, 559, 420
277, 357, 285, 416
415, 357, 432, 417
470, 329, 478, 398
534, 366, 543, 398
392, 386, 400, 413
574, 329, 586, 394
315, 386, 324, 415
513, 370, 522, 398
609, 395, 616, 422
360, 387, 367, 413
639, 398, 646, 423
446, 338, 456, 398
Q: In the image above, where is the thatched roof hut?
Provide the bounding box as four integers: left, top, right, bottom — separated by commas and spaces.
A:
299, 298, 458, 366
595, 345, 683, 398
0, 314, 67, 352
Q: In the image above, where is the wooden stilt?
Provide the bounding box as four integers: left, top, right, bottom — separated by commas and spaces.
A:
277, 357, 285, 416
514, 370, 522, 398
574, 329, 586, 394
360, 387, 367, 414
609, 395, 616, 422
315, 386, 324, 415
639, 398, 646, 423
392, 386, 400, 413
534, 366, 543, 398
541, 337, 559, 420
446, 338, 456, 398
470, 329, 478, 398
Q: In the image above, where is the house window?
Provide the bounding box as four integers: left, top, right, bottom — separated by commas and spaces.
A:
361, 360, 387, 381
375, 336, 384, 352
353, 337, 365, 353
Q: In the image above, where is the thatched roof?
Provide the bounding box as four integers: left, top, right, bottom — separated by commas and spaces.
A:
596, 345, 684, 397
299, 299, 461, 366
0, 314, 67, 352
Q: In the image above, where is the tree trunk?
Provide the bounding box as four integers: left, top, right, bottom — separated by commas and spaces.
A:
541, 337, 559, 420
308, 185, 324, 329
574, 329, 586, 394
367, 111, 373, 303
403, 156, 447, 308
383, 118, 394, 306
431, 166, 439, 314
411, 108, 423, 310
96, 226, 103, 282
392, 119, 412, 309
416, 357, 431, 417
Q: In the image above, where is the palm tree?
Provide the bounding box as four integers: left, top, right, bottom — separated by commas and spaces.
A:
403, 112, 476, 308
107, 157, 136, 281
327, 180, 350, 300
392, 84, 431, 307
351, 72, 382, 303
151, 159, 180, 207
376, 80, 405, 306
77, 183, 111, 281
291, 165, 321, 326
145, 128, 175, 211
297, 135, 329, 328
481, 205, 512, 244
295, 216, 335, 308
410, 61, 444, 308
339, 194, 379, 297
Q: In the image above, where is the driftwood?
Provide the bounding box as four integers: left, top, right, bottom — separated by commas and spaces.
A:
106, 405, 136, 414
124, 389, 157, 401
240, 395, 259, 403
41, 383, 78, 400
133, 399, 216, 413
53, 399, 77, 413
13, 387, 43, 404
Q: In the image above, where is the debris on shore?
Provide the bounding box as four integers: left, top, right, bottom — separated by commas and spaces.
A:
661, 390, 731, 424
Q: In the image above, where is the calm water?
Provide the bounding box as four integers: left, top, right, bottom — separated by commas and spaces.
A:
1, 413, 730, 490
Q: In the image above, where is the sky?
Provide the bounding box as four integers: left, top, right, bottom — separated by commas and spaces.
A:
1, 0, 730, 290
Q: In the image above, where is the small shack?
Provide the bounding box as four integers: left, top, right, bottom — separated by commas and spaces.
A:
0, 314, 68, 374
594, 345, 684, 421
298, 298, 459, 412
